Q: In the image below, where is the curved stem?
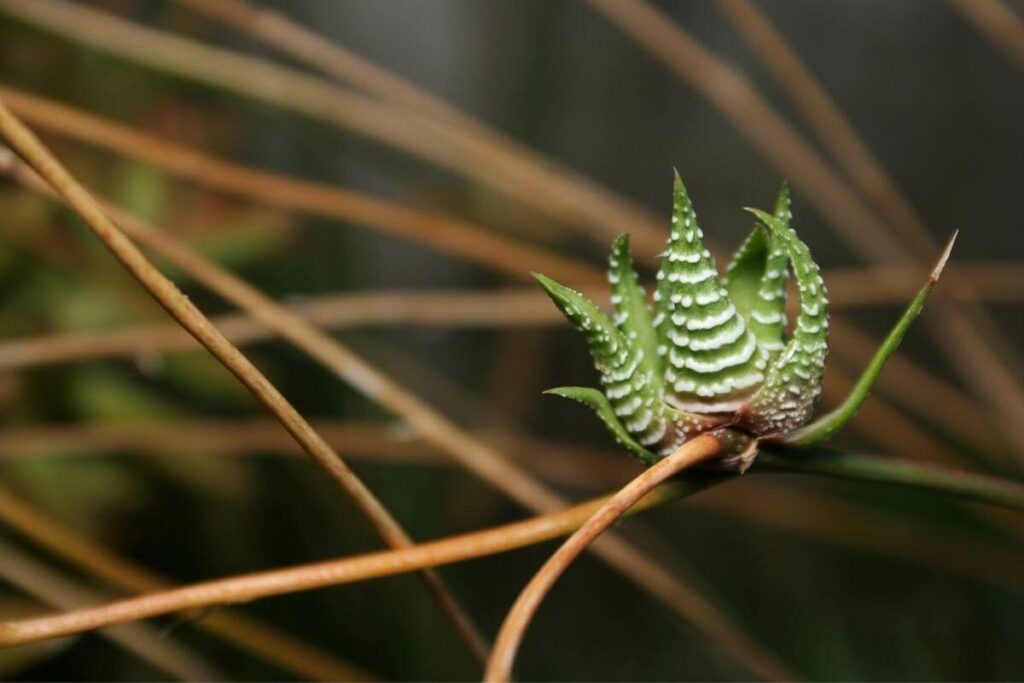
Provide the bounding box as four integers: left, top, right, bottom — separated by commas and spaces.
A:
484, 434, 724, 682
0, 537, 221, 681
0, 478, 703, 648
0, 445, 1019, 650
0, 484, 372, 681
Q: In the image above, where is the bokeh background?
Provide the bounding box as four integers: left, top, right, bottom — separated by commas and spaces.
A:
0, 0, 1022, 680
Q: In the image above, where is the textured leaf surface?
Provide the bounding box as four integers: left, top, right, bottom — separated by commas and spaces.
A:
653, 173, 767, 413
785, 232, 956, 445
609, 234, 663, 398
741, 208, 829, 435
534, 273, 668, 448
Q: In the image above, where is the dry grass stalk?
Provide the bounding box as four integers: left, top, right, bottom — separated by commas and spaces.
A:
0, 86, 1009, 464
948, 0, 1024, 72
0, 485, 372, 681
0, 86, 602, 286
828, 319, 1004, 458
3, 2, 1019, 456
3, 263, 1018, 369
0, 100, 490, 665
0, 281, 1008, 461
169, 0, 672, 253
174, 0, 467, 122
0, 442, 1018, 660
0, 1, 1007, 671
0, 121, 792, 680
715, 0, 935, 256
0, 481, 686, 649
2, 419, 1020, 589
0, 0, 668, 253
171, 0, 1024, 440
0, 537, 221, 681
713, 0, 1024, 465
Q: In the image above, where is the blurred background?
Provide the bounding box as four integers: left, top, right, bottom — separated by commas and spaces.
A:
0, 0, 1022, 680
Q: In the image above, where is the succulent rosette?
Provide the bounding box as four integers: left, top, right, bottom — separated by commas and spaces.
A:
537, 173, 832, 471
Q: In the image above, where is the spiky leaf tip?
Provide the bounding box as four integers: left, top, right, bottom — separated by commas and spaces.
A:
739, 209, 829, 436
653, 173, 768, 414
784, 231, 957, 445
534, 272, 668, 449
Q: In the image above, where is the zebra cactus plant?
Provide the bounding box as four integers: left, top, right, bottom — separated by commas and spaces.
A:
539, 172, 953, 471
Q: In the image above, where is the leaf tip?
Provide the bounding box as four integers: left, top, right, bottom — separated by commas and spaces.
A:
742, 206, 774, 225
929, 230, 958, 285
531, 271, 556, 288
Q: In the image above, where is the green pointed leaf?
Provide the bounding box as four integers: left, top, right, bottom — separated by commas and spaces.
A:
534, 271, 631, 378
534, 272, 666, 449
741, 208, 829, 435
784, 233, 957, 445
545, 386, 658, 464
654, 173, 768, 413
609, 234, 662, 397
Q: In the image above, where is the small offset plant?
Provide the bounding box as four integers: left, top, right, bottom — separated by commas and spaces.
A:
536, 172, 952, 471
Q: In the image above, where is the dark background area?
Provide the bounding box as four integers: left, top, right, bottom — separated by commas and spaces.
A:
0, 0, 1021, 680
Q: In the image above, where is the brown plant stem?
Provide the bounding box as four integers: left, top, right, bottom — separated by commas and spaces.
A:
827, 318, 1003, 457
173, 0, 478, 125
5, 87, 1024, 307
714, 0, 1024, 465
2, 2, 1017, 463
948, 0, 1024, 72
0, 537, 221, 681
0, 479, 692, 649
484, 434, 725, 682
0, 142, 1005, 673
3, 418, 1020, 588
0, 99, 489, 665
0, 261, 1020, 372
0, 286, 1006, 465
0, 85, 601, 286
715, 0, 936, 257
0, 485, 372, 681
0, 149, 793, 678
0, 84, 1007, 463
0, 0, 668, 254
0, 447, 1019, 651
